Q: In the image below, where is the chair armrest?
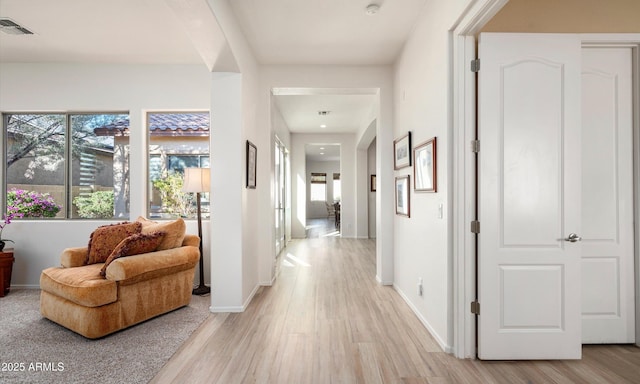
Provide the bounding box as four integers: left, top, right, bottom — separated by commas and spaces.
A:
182, 234, 200, 247
61, 247, 88, 268
105, 245, 200, 284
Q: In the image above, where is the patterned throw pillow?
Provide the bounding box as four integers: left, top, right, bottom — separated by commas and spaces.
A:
136, 216, 186, 250
86, 222, 142, 265
100, 231, 166, 277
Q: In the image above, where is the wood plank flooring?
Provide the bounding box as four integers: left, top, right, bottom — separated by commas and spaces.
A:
151, 237, 640, 383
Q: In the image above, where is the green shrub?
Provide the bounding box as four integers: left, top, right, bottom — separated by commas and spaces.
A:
73, 191, 114, 219
152, 172, 194, 217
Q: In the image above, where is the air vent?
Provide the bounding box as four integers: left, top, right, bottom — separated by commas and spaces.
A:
0, 18, 34, 35
318, 111, 331, 116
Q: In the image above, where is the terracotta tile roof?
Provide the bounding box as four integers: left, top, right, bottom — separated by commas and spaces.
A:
94, 112, 209, 136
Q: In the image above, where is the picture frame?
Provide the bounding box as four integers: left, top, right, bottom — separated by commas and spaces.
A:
370, 174, 376, 192
395, 175, 410, 217
393, 131, 412, 170
413, 137, 437, 192
246, 140, 257, 189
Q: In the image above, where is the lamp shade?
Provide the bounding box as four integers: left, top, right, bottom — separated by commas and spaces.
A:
182, 168, 210, 193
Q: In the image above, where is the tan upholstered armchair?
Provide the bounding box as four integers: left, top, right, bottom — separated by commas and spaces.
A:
40, 219, 200, 339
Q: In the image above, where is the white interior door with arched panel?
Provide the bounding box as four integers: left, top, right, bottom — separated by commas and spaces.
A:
478, 33, 583, 360
581, 46, 635, 344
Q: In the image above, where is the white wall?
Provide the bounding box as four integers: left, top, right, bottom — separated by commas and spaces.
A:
0, 62, 212, 287
305, 160, 340, 219
391, 0, 475, 352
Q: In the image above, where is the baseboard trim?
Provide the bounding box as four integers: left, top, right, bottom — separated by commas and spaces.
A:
10, 284, 40, 290
393, 284, 453, 354
209, 305, 244, 313
376, 275, 393, 286
209, 283, 261, 313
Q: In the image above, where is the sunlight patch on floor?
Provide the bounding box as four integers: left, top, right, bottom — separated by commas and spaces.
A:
284, 252, 311, 267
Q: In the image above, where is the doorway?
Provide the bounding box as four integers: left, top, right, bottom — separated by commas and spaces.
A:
474, 33, 639, 360
305, 143, 341, 238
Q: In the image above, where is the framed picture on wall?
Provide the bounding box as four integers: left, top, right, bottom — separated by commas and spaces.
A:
395, 175, 410, 217
246, 140, 257, 189
371, 174, 377, 192
414, 137, 437, 192
393, 131, 412, 170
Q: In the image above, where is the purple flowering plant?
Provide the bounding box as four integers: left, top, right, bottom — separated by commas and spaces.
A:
0, 212, 22, 243
7, 188, 62, 219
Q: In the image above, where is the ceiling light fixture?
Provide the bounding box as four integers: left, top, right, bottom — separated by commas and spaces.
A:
320, 124, 327, 128
0, 18, 34, 35
365, 4, 380, 16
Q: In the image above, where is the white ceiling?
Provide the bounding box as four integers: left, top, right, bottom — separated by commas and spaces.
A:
229, 0, 428, 65
273, 93, 376, 134
0, 0, 426, 160
306, 143, 340, 162
0, 0, 203, 64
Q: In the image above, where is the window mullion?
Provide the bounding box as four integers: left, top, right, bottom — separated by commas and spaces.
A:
65, 114, 72, 219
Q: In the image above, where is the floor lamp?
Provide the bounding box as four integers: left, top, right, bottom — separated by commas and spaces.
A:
183, 168, 211, 295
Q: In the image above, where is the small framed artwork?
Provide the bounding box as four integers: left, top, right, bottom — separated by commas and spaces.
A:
246, 140, 257, 189
393, 131, 412, 170
395, 175, 410, 217
370, 175, 377, 192
414, 137, 437, 192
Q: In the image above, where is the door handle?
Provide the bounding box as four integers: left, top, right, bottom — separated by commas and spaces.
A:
564, 233, 582, 243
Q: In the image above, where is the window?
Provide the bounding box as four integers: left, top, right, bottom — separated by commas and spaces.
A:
333, 173, 341, 202
310, 172, 327, 202
147, 112, 210, 219
4, 113, 130, 219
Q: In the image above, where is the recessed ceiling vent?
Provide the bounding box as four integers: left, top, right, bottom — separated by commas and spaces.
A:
0, 18, 34, 35
318, 111, 331, 116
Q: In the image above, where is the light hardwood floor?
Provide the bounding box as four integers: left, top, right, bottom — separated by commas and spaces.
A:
151, 237, 640, 383
306, 218, 340, 238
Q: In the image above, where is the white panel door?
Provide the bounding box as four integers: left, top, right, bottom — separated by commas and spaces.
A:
478, 33, 583, 360
581, 47, 635, 343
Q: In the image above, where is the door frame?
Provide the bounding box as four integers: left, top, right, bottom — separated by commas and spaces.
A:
451, 0, 508, 359
452, 28, 640, 357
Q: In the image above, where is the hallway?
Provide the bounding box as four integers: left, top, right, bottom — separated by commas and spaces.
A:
152, 237, 640, 383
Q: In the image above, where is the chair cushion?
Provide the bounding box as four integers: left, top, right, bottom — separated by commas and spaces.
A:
136, 217, 186, 250
100, 231, 166, 276
86, 222, 142, 265
40, 264, 117, 307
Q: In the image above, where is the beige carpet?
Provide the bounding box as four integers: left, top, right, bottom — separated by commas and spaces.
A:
0, 289, 210, 384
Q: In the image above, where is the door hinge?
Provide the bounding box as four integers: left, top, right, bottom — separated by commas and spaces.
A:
470, 59, 480, 72
471, 301, 480, 315
471, 140, 480, 153
471, 220, 480, 234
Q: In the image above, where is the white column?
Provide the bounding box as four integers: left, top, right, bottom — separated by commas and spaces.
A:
210, 72, 244, 312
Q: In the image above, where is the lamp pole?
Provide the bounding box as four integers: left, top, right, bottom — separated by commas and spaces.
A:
192, 191, 210, 295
